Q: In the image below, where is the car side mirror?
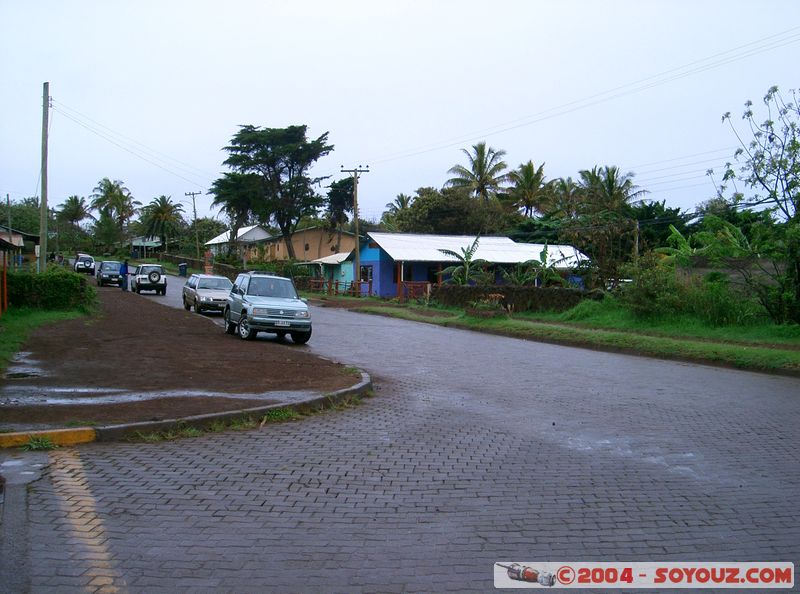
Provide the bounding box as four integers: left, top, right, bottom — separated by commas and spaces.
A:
300, 297, 308, 303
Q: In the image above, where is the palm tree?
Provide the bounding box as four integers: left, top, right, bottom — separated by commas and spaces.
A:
548, 177, 581, 219
446, 142, 509, 202
577, 166, 646, 213
90, 178, 140, 235
140, 196, 185, 253
57, 195, 93, 228
507, 161, 551, 217
573, 166, 647, 287
384, 193, 413, 215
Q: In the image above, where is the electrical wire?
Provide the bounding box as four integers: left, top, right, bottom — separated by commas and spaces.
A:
363, 28, 800, 166
51, 106, 212, 188
51, 99, 214, 180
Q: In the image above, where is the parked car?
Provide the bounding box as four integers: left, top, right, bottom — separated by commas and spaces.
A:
183, 274, 233, 313
73, 254, 95, 274
224, 272, 311, 343
131, 264, 167, 295
95, 260, 122, 286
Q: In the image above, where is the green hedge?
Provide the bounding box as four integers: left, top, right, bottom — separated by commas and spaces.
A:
432, 284, 602, 313
8, 267, 96, 310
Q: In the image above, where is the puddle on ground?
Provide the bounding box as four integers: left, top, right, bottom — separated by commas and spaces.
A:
4, 352, 47, 379
0, 386, 317, 406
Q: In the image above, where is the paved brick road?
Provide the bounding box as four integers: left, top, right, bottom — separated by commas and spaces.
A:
6, 306, 800, 593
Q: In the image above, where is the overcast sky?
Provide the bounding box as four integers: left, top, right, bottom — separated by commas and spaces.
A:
2, 0, 799, 226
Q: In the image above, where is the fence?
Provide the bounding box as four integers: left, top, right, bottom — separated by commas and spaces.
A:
400, 281, 431, 303
300, 278, 374, 297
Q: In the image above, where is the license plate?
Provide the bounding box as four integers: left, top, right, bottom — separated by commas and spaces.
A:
275, 321, 290, 327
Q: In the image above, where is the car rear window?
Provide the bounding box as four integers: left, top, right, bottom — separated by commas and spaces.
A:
140, 266, 163, 274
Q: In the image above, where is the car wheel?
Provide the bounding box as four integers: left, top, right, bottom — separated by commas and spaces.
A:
275, 332, 287, 341
290, 329, 311, 345
135, 286, 141, 294
224, 309, 237, 335
183, 297, 191, 310
97, 279, 103, 287
238, 314, 257, 340
193, 300, 201, 314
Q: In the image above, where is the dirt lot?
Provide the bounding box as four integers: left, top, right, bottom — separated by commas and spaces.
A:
0, 290, 357, 428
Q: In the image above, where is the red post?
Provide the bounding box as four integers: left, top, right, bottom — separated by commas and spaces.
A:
2, 251, 7, 315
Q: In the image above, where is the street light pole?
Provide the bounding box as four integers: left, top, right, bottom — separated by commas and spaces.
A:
340, 165, 369, 294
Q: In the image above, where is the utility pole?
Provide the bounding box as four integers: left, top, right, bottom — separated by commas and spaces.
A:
185, 191, 201, 259
340, 165, 369, 294
38, 82, 50, 273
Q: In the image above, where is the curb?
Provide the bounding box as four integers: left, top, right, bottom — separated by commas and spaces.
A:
0, 427, 96, 448
0, 371, 372, 447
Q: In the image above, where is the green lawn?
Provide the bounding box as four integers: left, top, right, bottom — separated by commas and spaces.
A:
0, 308, 86, 372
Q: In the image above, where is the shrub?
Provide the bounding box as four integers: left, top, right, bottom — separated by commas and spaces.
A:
432, 284, 598, 313
8, 267, 96, 311
618, 254, 684, 318
684, 273, 766, 326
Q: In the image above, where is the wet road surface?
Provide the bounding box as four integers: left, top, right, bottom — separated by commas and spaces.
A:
4, 279, 799, 592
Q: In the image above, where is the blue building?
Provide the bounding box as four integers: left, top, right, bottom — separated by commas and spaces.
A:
355, 232, 587, 298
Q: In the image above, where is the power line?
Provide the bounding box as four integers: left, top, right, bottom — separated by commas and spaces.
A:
365, 27, 800, 166
51, 99, 214, 180
52, 106, 212, 188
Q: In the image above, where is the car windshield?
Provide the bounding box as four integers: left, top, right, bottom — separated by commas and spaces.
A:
102, 262, 121, 272
247, 277, 297, 299
198, 277, 233, 290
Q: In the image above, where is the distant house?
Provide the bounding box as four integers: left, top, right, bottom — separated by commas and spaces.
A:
130, 236, 162, 258
0, 225, 39, 267
204, 225, 270, 257
258, 227, 358, 262
356, 232, 587, 298
298, 251, 354, 284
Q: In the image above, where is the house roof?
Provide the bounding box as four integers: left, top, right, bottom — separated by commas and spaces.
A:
0, 225, 39, 244
310, 251, 352, 265
367, 232, 587, 267
205, 225, 269, 246
130, 236, 162, 248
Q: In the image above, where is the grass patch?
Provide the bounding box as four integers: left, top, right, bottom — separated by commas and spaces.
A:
0, 308, 86, 373
521, 298, 800, 347
260, 408, 302, 424
64, 420, 99, 427
125, 393, 373, 443
20, 435, 58, 451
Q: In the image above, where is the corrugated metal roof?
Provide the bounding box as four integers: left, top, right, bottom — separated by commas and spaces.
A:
311, 251, 352, 265
367, 232, 586, 267
205, 225, 267, 246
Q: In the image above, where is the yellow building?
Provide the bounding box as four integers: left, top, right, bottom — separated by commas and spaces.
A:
259, 227, 357, 262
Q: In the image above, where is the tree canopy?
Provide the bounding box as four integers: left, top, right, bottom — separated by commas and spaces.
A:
218, 125, 333, 259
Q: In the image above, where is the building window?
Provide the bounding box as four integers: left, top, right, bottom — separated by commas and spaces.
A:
360, 265, 373, 282
304, 243, 310, 252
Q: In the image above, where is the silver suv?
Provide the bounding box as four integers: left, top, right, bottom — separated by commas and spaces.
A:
224, 272, 311, 343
